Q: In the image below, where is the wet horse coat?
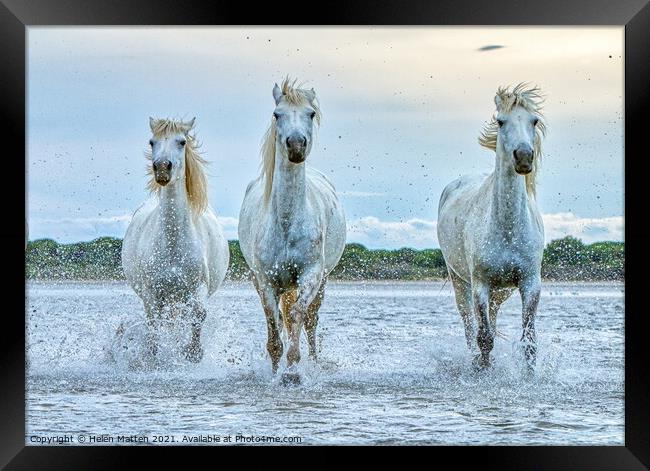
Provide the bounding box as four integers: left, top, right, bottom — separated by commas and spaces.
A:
437, 84, 547, 369
122, 118, 229, 363
238, 78, 346, 381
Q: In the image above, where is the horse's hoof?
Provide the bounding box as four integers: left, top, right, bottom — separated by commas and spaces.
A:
280, 371, 301, 386
183, 344, 204, 363
472, 354, 491, 371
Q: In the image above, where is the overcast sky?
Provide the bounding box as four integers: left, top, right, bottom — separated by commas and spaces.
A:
27, 27, 623, 249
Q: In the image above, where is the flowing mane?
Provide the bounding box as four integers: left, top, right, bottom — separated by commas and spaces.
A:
145, 118, 209, 214
260, 77, 322, 203
478, 83, 547, 196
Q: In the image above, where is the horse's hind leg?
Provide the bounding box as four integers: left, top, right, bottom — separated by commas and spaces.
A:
449, 269, 475, 352
280, 289, 298, 338
489, 288, 512, 334
304, 280, 326, 360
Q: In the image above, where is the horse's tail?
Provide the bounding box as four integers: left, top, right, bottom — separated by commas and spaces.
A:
279, 289, 299, 334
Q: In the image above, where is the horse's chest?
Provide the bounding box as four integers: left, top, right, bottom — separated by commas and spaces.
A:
475, 241, 539, 286
142, 248, 204, 299
258, 224, 322, 287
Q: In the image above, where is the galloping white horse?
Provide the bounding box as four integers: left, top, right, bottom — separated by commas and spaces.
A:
122, 118, 229, 363
437, 84, 547, 369
239, 78, 346, 382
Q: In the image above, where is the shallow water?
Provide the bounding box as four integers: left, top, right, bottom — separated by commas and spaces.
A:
26, 280, 624, 445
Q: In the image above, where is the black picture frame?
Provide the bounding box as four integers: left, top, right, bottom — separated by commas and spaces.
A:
3, 0, 648, 467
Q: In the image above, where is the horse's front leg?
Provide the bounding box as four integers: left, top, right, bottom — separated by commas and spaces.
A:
520, 276, 541, 369
284, 264, 324, 382
144, 300, 161, 359
183, 300, 207, 363
472, 280, 493, 369
253, 276, 283, 374
304, 280, 326, 360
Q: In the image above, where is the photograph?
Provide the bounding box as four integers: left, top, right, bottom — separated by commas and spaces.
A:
25, 26, 624, 446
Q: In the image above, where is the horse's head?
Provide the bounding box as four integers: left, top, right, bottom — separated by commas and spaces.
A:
271, 81, 319, 164
493, 86, 544, 175
148, 117, 196, 186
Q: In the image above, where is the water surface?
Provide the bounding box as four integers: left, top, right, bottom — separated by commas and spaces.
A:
26, 280, 624, 445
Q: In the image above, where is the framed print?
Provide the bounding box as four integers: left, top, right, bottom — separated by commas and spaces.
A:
2, 0, 649, 467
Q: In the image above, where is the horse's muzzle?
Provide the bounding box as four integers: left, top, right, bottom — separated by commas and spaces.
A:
287, 149, 306, 163
155, 175, 171, 185
153, 160, 172, 185
513, 148, 533, 175
514, 163, 533, 175
287, 135, 307, 163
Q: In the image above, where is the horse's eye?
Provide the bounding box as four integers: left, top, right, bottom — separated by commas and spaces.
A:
179, 139, 186, 147
273, 112, 280, 120
497, 119, 504, 127
149, 139, 154, 147
533, 118, 539, 126
310, 111, 316, 119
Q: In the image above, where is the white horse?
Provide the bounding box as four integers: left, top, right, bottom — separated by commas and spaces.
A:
122, 117, 229, 363
238, 78, 346, 382
437, 84, 547, 370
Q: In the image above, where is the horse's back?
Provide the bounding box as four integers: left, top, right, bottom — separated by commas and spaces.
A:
237, 176, 264, 267
437, 173, 490, 281
121, 197, 158, 293
195, 207, 230, 296
306, 168, 347, 273
438, 174, 487, 215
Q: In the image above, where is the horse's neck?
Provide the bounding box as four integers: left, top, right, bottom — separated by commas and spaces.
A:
490, 147, 531, 234
269, 145, 307, 230
157, 176, 194, 247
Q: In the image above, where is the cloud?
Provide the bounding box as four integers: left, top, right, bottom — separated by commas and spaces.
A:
29, 215, 132, 242
28, 212, 623, 249
217, 216, 239, 240
542, 212, 623, 244
345, 213, 623, 249
28, 28, 623, 235
477, 44, 506, 51
28, 214, 240, 243
347, 216, 438, 249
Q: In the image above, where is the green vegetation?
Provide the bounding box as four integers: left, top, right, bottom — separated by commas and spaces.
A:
25, 236, 623, 281
26, 237, 123, 280
541, 236, 624, 281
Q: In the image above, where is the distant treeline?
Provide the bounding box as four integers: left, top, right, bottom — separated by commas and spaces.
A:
25, 236, 623, 282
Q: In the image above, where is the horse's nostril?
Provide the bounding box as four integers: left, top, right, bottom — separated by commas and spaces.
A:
287, 136, 306, 148
154, 161, 172, 171
514, 149, 532, 161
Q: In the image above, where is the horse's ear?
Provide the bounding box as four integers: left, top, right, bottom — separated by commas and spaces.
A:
185, 117, 196, 131
272, 83, 283, 105
304, 87, 316, 103
149, 117, 156, 132
494, 94, 502, 111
